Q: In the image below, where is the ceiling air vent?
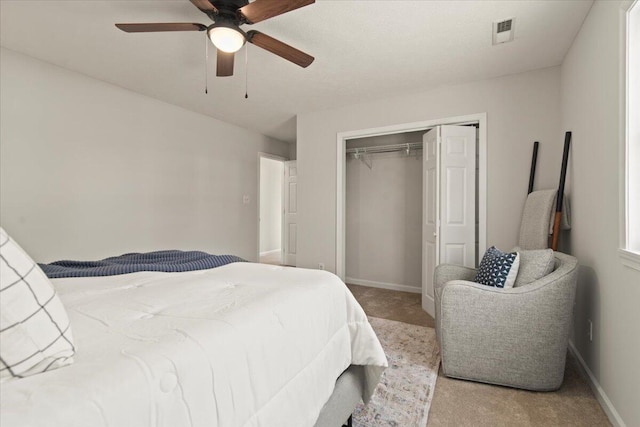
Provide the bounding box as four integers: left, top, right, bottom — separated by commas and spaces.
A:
492, 18, 515, 45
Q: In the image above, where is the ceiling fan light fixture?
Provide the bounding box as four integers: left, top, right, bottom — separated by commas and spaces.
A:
208, 23, 246, 53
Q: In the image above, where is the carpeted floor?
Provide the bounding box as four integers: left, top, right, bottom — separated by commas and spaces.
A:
354, 317, 439, 427
347, 284, 612, 427
259, 251, 282, 265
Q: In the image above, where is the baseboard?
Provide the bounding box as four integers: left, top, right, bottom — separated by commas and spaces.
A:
345, 277, 421, 294
422, 294, 435, 318
259, 249, 281, 257
568, 341, 626, 427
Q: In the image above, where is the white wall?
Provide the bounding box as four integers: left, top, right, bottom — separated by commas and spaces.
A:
561, 1, 640, 425
0, 48, 289, 263
297, 66, 562, 272
346, 152, 422, 291
259, 157, 283, 254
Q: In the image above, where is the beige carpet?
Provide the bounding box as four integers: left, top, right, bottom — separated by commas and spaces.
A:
347, 284, 612, 427
354, 317, 440, 427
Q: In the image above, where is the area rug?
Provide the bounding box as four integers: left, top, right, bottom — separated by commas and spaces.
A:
353, 317, 440, 427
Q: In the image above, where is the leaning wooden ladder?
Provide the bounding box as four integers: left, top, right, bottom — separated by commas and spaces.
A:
524, 131, 572, 250
551, 132, 571, 251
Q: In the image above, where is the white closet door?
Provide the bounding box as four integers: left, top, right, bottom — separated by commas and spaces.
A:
422, 125, 476, 316
422, 128, 439, 316
439, 125, 476, 268
283, 161, 298, 266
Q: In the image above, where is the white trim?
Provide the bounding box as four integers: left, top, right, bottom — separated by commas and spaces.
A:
424, 293, 435, 318
568, 341, 627, 427
259, 249, 282, 257
619, 0, 629, 253
345, 277, 422, 294
620, 0, 639, 265
257, 152, 288, 263
336, 113, 488, 281
618, 248, 640, 271
337, 137, 346, 278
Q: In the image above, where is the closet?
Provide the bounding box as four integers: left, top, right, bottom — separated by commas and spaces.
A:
345, 125, 478, 316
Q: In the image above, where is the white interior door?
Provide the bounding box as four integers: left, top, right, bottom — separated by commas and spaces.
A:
422, 128, 439, 316
422, 125, 476, 316
439, 125, 476, 268
283, 161, 298, 266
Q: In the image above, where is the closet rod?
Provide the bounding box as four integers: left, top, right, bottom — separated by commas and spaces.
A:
345, 142, 423, 155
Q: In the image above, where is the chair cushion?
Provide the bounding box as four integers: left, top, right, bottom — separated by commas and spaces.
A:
512, 247, 555, 287
0, 227, 75, 381
474, 246, 520, 289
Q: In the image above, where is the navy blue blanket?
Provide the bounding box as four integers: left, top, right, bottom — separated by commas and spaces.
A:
39, 250, 246, 279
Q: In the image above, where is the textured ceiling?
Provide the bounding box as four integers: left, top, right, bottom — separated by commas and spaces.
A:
0, 0, 593, 142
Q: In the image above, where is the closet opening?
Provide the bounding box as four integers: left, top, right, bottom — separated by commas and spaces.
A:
336, 114, 487, 317
345, 132, 425, 294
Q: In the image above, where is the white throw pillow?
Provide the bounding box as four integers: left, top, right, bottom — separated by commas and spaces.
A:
0, 227, 75, 381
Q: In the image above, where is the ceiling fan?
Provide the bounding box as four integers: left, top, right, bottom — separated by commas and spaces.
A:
115, 0, 315, 77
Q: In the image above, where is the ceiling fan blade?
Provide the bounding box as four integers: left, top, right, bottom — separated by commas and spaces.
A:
247, 30, 314, 68
115, 23, 207, 33
189, 0, 218, 14
217, 50, 235, 77
238, 0, 314, 24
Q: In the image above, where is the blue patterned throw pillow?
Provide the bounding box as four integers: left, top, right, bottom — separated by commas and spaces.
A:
474, 246, 520, 289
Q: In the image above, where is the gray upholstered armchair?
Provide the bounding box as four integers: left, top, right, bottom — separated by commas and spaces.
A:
434, 252, 578, 391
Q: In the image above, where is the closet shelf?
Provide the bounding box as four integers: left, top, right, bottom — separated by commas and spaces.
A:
345, 142, 424, 156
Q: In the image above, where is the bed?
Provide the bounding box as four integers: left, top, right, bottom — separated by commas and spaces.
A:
0, 259, 387, 427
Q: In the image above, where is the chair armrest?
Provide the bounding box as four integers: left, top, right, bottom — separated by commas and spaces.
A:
433, 265, 476, 344
434, 264, 476, 287
434, 264, 476, 295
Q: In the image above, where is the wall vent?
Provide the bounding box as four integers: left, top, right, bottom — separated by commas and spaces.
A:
492, 18, 515, 45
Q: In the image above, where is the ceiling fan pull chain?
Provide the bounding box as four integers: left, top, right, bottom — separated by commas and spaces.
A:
205, 35, 209, 94
244, 45, 249, 99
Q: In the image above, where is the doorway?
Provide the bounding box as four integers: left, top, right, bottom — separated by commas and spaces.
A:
336, 113, 487, 316
258, 154, 285, 265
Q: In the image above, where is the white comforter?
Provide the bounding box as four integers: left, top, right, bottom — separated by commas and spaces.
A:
0, 263, 387, 427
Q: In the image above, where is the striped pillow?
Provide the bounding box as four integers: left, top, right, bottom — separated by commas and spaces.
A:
0, 228, 75, 381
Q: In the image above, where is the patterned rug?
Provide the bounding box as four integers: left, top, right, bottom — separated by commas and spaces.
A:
354, 317, 440, 427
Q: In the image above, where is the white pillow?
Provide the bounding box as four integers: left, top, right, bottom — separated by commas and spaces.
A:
0, 227, 75, 381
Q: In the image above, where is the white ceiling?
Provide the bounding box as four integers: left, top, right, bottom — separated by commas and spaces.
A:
0, 0, 593, 143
